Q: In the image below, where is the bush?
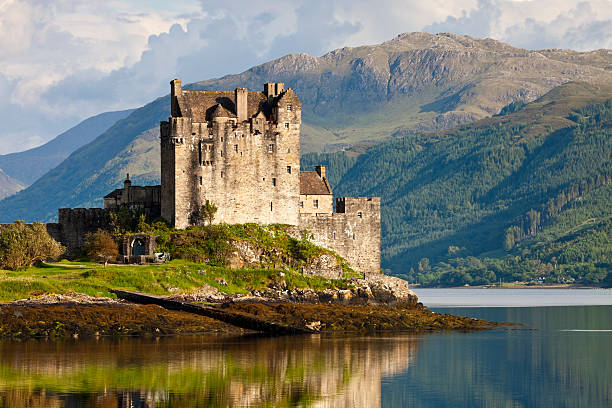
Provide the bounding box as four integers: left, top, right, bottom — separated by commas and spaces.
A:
0, 221, 64, 270
169, 226, 233, 266
85, 230, 119, 265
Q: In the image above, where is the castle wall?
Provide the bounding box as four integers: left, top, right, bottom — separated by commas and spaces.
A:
57, 208, 111, 258
298, 197, 381, 276
300, 194, 333, 214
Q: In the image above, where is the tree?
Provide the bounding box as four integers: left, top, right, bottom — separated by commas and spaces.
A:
0, 221, 64, 270
85, 229, 119, 266
199, 200, 218, 226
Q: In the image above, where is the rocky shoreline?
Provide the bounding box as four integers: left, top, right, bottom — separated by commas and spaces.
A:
171, 275, 421, 306
0, 279, 501, 339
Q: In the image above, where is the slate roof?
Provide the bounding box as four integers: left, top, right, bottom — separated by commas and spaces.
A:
300, 171, 332, 195
176, 90, 269, 122
104, 188, 123, 199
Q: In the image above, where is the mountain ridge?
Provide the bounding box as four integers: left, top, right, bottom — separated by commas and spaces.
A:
0, 32, 610, 225
0, 109, 134, 187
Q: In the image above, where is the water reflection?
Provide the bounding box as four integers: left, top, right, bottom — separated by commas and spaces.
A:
2, 305, 611, 407
0, 334, 419, 407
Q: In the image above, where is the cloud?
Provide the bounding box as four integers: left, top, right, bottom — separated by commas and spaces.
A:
424, 0, 612, 50
0, 0, 610, 155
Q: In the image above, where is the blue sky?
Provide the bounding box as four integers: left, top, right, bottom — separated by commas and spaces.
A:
0, 0, 611, 154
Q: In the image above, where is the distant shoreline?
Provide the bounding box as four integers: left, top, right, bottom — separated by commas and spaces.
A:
412, 285, 608, 290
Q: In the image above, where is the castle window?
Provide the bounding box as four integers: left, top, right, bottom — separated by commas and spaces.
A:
199, 176, 202, 185
299, 201, 304, 208
287, 166, 291, 174
313, 199, 319, 209
358, 212, 362, 218
221, 137, 224, 142
234, 144, 238, 152
272, 178, 276, 186
220, 150, 223, 157
268, 144, 274, 153
220, 171, 224, 178
270, 202, 273, 211
284, 122, 289, 129
287, 104, 292, 112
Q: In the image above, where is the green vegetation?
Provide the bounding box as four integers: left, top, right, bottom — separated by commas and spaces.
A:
0, 259, 353, 302
0, 221, 64, 271
312, 84, 612, 286
85, 230, 118, 265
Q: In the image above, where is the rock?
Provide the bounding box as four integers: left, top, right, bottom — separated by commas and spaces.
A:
302, 253, 343, 279
305, 321, 322, 331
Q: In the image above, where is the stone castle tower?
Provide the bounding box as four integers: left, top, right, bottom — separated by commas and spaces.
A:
160, 80, 301, 228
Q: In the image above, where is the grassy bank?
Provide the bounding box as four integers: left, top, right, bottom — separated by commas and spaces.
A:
0, 260, 356, 303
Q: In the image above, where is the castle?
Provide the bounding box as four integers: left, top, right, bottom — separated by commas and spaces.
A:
50, 81, 381, 274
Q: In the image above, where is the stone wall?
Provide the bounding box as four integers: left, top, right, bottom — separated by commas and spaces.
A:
298, 197, 381, 276
299, 194, 333, 214
57, 208, 111, 258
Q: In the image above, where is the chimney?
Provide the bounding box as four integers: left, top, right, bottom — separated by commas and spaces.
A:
235, 87, 248, 122
124, 173, 131, 188
264, 82, 275, 98
275, 82, 284, 95
315, 165, 326, 179
170, 79, 182, 116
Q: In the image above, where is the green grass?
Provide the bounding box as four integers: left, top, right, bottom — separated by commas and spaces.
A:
0, 259, 354, 302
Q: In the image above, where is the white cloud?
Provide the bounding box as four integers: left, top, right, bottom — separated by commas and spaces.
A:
0, 0, 610, 155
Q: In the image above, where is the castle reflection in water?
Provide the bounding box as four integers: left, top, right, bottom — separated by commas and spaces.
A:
0, 334, 419, 407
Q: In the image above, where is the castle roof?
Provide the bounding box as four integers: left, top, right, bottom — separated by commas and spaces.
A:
300, 171, 332, 195
176, 90, 269, 122
210, 103, 235, 118
104, 188, 123, 199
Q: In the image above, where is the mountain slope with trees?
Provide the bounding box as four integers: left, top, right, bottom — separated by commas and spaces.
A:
302, 82, 611, 285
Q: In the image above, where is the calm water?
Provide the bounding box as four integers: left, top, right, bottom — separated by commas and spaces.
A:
0, 289, 610, 407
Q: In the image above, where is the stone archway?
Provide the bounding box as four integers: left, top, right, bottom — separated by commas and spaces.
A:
131, 237, 146, 256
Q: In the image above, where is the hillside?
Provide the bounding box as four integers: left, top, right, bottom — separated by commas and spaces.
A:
302, 82, 612, 285
0, 32, 610, 224
0, 109, 134, 187
0, 169, 24, 201
195, 32, 612, 152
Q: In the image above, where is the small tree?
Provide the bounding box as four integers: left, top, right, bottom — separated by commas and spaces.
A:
199, 200, 218, 226
85, 230, 119, 266
0, 221, 64, 270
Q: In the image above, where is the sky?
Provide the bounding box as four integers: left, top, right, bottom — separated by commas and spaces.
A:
0, 0, 611, 154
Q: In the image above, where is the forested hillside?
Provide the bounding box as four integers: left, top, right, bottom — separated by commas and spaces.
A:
303, 82, 612, 286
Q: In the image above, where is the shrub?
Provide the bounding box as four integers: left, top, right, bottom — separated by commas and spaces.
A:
85, 230, 119, 265
169, 226, 232, 266
0, 221, 64, 270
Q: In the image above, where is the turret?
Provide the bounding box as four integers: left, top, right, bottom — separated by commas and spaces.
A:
235, 88, 248, 122
170, 79, 182, 116
124, 173, 132, 189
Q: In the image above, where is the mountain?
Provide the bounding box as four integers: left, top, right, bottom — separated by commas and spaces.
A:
0, 109, 134, 187
0, 169, 24, 200
302, 82, 612, 285
0, 32, 610, 224
194, 32, 612, 152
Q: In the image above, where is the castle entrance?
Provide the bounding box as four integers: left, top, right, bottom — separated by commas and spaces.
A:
131, 238, 146, 256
